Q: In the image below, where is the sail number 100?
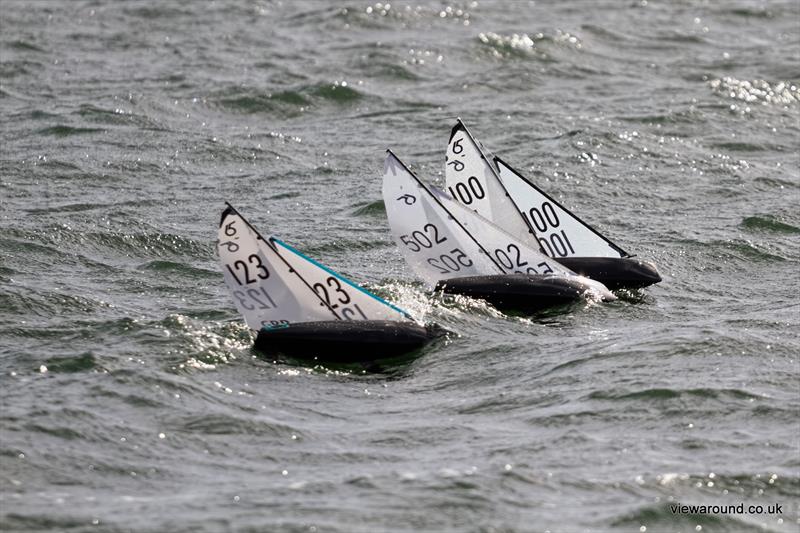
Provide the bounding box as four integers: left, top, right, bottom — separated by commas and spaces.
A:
447, 177, 485, 205
523, 201, 576, 258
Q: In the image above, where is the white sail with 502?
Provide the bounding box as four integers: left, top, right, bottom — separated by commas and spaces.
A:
431, 186, 614, 298
382, 151, 501, 286
382, 150, 614, 299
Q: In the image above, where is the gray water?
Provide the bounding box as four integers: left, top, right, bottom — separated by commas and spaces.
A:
1, 1, 799, 532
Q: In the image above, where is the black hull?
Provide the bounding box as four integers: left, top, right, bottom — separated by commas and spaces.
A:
434, 274, 593, 313
555, 257, 661, 289
254, 320, 443, 361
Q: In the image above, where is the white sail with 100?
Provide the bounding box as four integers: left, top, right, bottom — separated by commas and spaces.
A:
495, 157, 628, 258
445, 121, 534, 245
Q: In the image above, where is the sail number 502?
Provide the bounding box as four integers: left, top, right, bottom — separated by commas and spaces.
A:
400, 223, 446, 252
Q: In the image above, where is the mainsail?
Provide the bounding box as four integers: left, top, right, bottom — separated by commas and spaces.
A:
218, 205, 412, 330
382, 151, 500, 286
445, 120, 534, 244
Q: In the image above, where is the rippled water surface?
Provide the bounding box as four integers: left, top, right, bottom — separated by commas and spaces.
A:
1, 1, 799, 531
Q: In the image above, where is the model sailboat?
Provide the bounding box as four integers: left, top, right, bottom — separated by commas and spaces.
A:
445, 119, 661, 289
217, 204, 441, 359
382, 151, 615, 312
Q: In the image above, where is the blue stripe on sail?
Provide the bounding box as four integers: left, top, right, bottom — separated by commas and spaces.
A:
271, 238, 412, 319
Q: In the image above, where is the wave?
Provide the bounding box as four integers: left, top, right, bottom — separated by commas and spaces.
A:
40, 352, 100, 373
136, 260, 219, 279
6, 226, 213, 261
0, 285, 113, 319
352, 200, 386, 217
354, 50, 421, 81
303, 238, 393, 254
9, 39, 46, 52
477, 30, 584, 61
587, 387, 760, 402
673, 236, 787, 264
74, 104, 165, 130
740, 215, 800, 235
175, 412, 299, 438
337, 3, 473, 29
211, 82, 366, 117
37, 125, 106, 137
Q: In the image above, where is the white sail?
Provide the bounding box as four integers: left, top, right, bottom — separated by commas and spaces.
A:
382, 151, 501, 286
217, 207, 335, 330
270, 238, 412, 323
445, 120, 534, 244
218, 206, 413, 330
429, 186, 573, 277
495, 157, 628, 258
